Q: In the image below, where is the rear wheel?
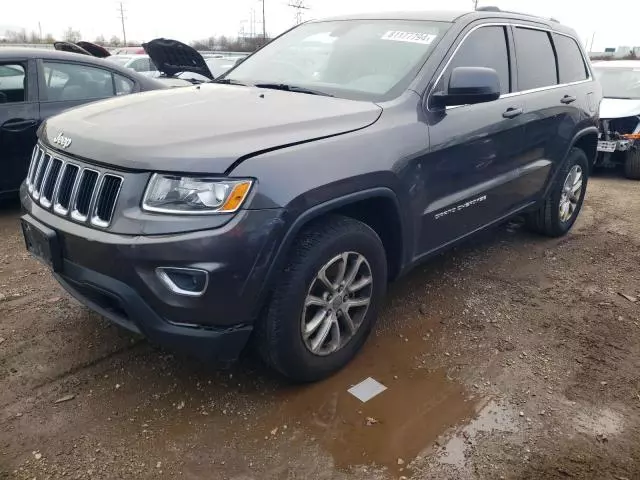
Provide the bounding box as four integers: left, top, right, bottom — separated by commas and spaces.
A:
256, 215, 387, 382
526, 147, 589, 237
623, 148, 640, 180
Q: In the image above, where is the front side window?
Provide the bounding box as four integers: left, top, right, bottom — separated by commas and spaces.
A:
440, 26, 511, 95
594, 67, 640, 100
226, 19, 450, 101
0, 64, 26, 103
514, 27, 558, 91
554, 34, 589, 83
43, 62, 116, 101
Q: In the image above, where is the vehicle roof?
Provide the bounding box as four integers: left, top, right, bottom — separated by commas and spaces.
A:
592, 60, 640, 69
314, 9, 576, 35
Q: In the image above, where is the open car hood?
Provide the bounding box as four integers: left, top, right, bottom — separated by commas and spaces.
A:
142, 38, 213, 80
54, 41, 110, 58
53, 41, 91, 56
76, 41, 110, 58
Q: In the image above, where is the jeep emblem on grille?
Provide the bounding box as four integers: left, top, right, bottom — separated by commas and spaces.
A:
52, 132, 72, 149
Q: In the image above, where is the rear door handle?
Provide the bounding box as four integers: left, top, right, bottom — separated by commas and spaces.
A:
1, 119, 38, 132
502, 107, 523, 119
561, 95, 577, 105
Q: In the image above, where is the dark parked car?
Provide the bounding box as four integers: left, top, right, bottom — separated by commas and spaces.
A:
0, 48, 165, 198
20, 8, 600, 381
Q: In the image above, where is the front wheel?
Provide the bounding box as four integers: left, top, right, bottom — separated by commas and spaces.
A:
256, 215, 387, 382
526, 147, 589, 237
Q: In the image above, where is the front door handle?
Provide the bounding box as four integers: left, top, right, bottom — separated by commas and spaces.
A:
561, 95, 577, 105
1, 118, 38, 132
502, 107, 523, 119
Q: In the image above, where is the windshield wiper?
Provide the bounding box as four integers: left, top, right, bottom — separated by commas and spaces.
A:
211, 78, 247, 86
254, 83, 334, 97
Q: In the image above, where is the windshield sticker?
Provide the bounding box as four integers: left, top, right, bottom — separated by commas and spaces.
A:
381, 31, 437, 45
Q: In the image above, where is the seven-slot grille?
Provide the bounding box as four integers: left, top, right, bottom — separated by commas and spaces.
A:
26, 144, 123, 228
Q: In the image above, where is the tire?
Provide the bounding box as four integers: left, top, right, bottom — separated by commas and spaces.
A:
256, 215, 387, 382
623, 148, 640, 180
526, 147, 589, 237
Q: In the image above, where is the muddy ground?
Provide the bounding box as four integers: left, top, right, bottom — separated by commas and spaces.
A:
1, 173, 639, 480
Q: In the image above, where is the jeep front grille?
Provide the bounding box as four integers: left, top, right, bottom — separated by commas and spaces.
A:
26, 144, 123, 228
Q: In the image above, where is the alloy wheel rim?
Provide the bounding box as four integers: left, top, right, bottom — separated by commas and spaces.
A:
301, 252, 373, 356
559, 165, 583, 223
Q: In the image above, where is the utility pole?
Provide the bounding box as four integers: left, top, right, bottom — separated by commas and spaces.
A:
288, 0, 310, 25
38, 21, 42, 43
473, 0, 479, 10
589, 32, 596, 53
118, 2, 127, 46
261, 0, 266, 41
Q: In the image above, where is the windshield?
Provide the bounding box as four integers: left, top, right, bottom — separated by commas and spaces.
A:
594, 66, 640, 99
225, 19, 449, 101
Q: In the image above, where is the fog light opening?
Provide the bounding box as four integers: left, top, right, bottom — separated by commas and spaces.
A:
156, 267, 209, 297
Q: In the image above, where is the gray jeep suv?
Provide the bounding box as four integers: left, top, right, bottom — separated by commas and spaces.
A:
20, 8, 601, 381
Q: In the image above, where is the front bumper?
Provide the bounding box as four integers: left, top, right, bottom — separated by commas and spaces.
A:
21, 186, 285, 362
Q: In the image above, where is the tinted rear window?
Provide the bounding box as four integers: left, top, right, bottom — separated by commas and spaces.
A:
554, 34, 589, 83
514, 27, 558, 91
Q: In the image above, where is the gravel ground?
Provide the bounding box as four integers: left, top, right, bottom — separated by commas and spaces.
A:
1, 173, 639, 480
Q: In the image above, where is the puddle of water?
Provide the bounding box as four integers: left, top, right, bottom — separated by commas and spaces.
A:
436, 400, 517, 470
261, 318, 477, 474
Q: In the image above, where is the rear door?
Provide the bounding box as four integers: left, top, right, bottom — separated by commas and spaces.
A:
512, 26, 594, 198
38, 60, 135, 121
419, 24, 528, 254
0, 59, 39, 195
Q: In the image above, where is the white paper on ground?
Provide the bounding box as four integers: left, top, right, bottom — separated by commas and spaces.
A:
347, 377, 387, 403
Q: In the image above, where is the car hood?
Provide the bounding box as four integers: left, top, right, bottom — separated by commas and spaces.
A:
41, 84, 383, 173
600, 98, 640, 119
143, 38, 213, 80
53, 41, 91, 56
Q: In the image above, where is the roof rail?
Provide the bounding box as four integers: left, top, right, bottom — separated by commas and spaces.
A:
475, 5, 559, 23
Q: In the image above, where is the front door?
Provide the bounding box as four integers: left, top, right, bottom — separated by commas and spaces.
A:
416, 24, 529, 256
0, 60, 39, 196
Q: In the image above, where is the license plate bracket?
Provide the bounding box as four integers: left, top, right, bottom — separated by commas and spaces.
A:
597, 140, 617, 153
21, 215, 62, 272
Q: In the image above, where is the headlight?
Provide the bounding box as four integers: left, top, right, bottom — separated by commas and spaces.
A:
142, 174, 253, 214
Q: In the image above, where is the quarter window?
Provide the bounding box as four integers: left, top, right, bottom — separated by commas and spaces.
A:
442, 26, 511, 95
114, 74, 134, 95
43, 62, 117, 102
0, 64, 26, 103
554, 34, 589, 83
514, 27, 558, 90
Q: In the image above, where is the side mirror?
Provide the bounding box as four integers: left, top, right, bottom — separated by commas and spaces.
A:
432, 66, 501, 108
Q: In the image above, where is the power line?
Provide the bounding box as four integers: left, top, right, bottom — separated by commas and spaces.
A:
117, 2, 127, 46
287, 0, 310, 25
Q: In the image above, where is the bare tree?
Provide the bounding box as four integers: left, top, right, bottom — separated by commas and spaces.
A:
43, 33, 55, 44
94, 35, 106, 46
109, 35, 122, 46
5, 29, 28, 43
63, 27, 81, 43
27, 31, 40, 43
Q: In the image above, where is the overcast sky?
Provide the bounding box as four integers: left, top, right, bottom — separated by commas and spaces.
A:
5, 0, 639, 51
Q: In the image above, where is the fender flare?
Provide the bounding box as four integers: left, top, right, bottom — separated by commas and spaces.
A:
543, 126, 599, 197
252, 187, 406, 317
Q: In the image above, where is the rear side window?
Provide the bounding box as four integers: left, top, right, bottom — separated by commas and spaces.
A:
514, 27, 558, 91
443, 26, 511, 95
554, 34, 589, 83
0, 64, 26, 103
43, 62, 116, 102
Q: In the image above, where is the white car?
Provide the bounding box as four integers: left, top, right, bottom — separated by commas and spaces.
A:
593, 60, 640, 178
